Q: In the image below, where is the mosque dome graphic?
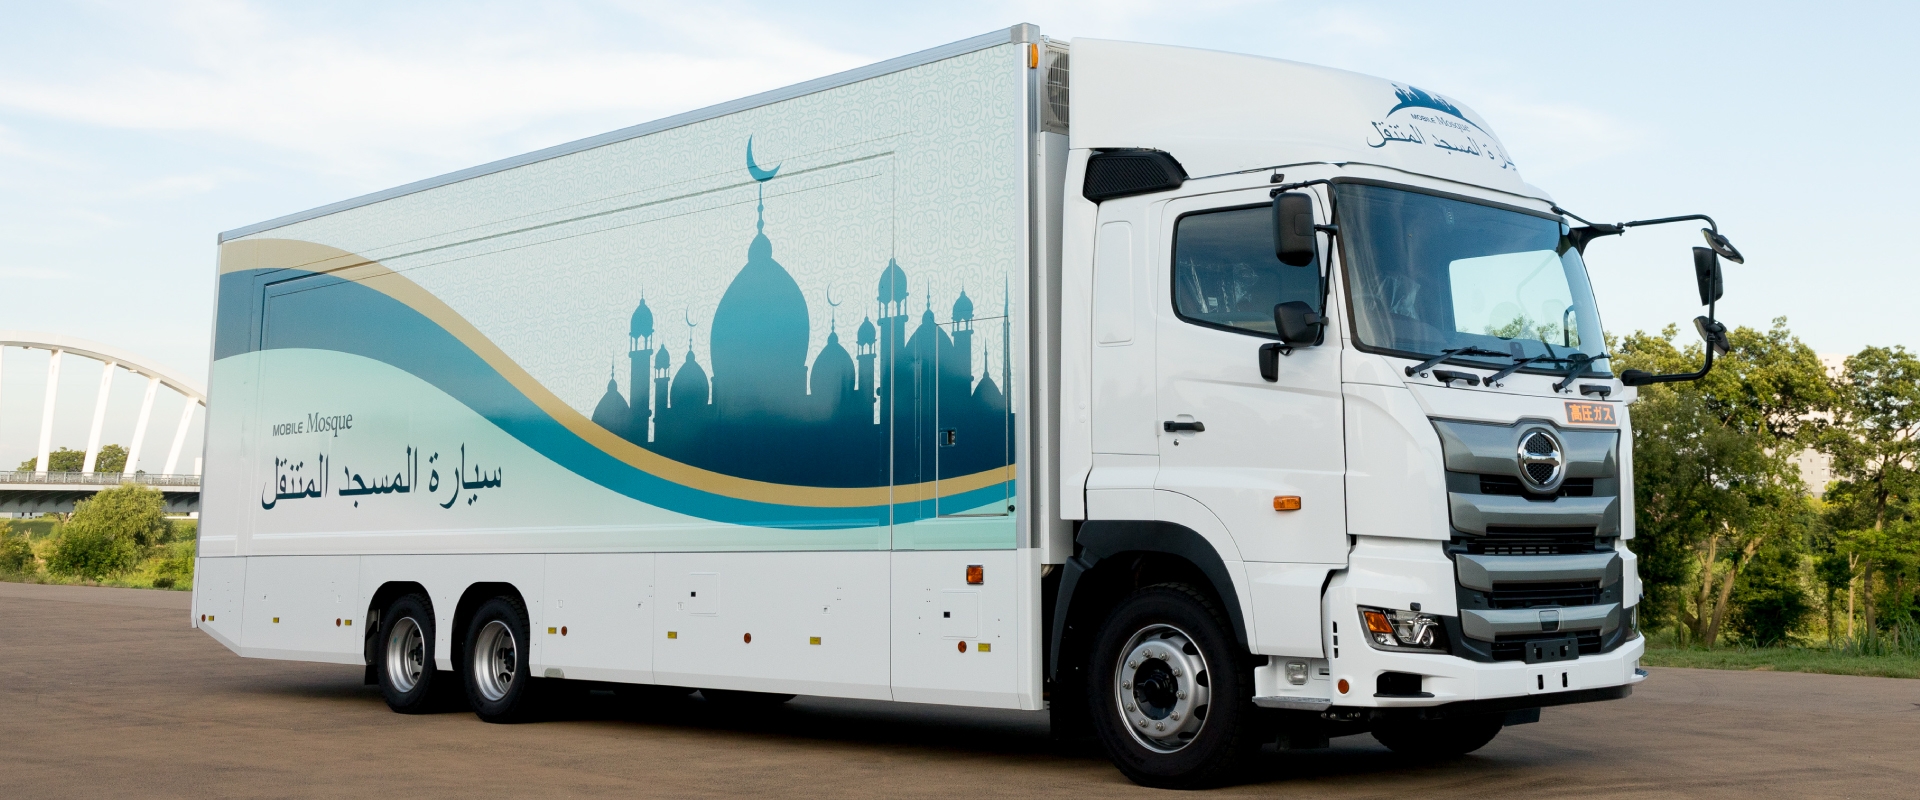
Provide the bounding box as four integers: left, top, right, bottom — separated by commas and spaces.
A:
594, 138, 1013, 493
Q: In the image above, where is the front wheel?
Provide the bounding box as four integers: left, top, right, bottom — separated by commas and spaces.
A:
464, 595, 538, 723
1086, 584, 1262, 789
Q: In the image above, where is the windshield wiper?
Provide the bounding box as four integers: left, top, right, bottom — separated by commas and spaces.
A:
1551, 352, 1611, 393
1404, 347, 1510, 377
1485, 354, 1551, 386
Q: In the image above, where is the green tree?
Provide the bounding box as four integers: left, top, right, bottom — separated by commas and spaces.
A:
0, 521, 35, 574
1730, 538, 1813, 646
93, 444, 128, 473
1818, 345, 1920, 637
18, 444, 128, 473
1614, 318, 1828, 647
46, 483, 171, 580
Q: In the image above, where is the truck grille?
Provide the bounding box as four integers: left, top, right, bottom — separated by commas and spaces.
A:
1458, 530, 1600, 556
1484, 581, 1602, 609
1478, 474, 1594, 497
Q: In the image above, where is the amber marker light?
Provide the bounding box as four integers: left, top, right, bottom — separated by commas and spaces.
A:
743, 632, 752, 643
958, 641, 967, 653
1273, 495, 1302, 511
1337, 679, 1350, 694
1363, 609, 1395, 635
967, 565, 984, 584
1028, 43, 1039, 68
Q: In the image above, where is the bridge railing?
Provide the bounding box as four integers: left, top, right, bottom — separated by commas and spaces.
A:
0, 471, 201, 487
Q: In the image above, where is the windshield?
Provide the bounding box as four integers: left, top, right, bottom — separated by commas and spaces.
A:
1334, 182, 1607, 372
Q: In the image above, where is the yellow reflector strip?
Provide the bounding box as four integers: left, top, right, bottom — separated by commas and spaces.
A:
272, 617, 279, 623
667, 631, 678, 639
978, 642, 991, 652
547, 627, 557, 634
809, 636, 822, 645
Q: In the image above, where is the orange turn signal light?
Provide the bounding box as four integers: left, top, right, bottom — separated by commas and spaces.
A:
1362, 609, 1395, 634
966, 565, 984, 585
1028, 43, 1039, 68
1273, 495, 1302, 511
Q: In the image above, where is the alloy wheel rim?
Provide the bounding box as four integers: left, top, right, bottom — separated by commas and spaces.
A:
385, 616, 425, 693
1113, 623, 1212, 753
471, 620, 518, 702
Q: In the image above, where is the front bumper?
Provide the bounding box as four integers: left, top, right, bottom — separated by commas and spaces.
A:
1251, 536, 1647, 711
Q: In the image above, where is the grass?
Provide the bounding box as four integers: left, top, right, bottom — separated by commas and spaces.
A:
1641, 625, 1920, 680
1641, 642, 1920, 679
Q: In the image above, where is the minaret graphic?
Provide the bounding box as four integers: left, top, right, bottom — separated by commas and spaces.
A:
599, 136, 1013, 493
629, 293, 654, 439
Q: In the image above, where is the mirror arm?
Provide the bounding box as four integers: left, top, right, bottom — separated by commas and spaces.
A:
1621, 213, 1719, 235
1621, 346, 1717, 387
1270, 179, 1334, 196
1621, 305, 1727, 387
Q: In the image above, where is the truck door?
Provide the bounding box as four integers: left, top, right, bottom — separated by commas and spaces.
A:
1154, 192, 1347, 564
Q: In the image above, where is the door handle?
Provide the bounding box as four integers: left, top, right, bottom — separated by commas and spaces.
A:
1163, 420, 1206, 433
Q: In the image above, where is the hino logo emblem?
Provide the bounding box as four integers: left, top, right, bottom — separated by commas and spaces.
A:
1516, 427, 1565, 493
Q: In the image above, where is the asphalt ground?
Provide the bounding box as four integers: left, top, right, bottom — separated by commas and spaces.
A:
2, 581, 1914, 798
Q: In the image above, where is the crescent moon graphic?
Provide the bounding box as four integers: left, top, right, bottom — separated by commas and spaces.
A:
825, 286, 840, 307
746, 136, 781, 182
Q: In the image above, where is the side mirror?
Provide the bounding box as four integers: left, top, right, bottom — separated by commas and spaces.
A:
1273, 192, 1318, 267
1695, 315, 1730, 357
1702, 228, 1743, 264
1274, 301, 1324, 346
1692, 247, 1723, 305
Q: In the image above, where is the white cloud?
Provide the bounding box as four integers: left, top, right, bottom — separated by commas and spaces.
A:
0, 1, 868, 180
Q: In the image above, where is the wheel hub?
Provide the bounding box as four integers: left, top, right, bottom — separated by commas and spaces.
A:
471, 620, 519, 702
1114, 623, 1211, 753
385, 616, 425, 693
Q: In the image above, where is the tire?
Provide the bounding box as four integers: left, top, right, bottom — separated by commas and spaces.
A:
464, 595, 539, 723
1370, 713, 1505, 758
700, 689, 796, 709
377, 593, 444, 714
1086, 584, 1262, 789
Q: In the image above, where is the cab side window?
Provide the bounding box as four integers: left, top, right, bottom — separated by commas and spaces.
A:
1172, 206, 1321, 336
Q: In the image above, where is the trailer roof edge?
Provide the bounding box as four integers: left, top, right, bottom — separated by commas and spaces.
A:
218, 23, 1041, 244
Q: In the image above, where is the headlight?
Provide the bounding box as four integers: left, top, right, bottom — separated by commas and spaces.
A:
1359, 606, 1447, 652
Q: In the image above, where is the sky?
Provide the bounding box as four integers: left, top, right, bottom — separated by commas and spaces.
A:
1, 0, 1915, 470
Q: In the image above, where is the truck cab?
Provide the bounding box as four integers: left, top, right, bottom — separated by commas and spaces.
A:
1044, 38, 1732, 786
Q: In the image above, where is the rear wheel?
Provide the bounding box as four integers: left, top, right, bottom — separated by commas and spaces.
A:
1086, 584, 1262, 789
378, 593, 443, 714
464, 595, 538, 723
1370, 713, 1505, 757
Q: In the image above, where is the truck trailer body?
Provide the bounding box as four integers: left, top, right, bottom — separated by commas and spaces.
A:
197, 25, 1735, 787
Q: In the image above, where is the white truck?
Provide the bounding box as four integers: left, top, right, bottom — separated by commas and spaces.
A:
195, 24, 1742, 787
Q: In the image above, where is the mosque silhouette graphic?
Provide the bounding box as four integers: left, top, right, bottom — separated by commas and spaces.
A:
590, 140, 1014, 495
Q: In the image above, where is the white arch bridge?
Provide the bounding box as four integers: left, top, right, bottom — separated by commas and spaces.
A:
1, 331, 203, 514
